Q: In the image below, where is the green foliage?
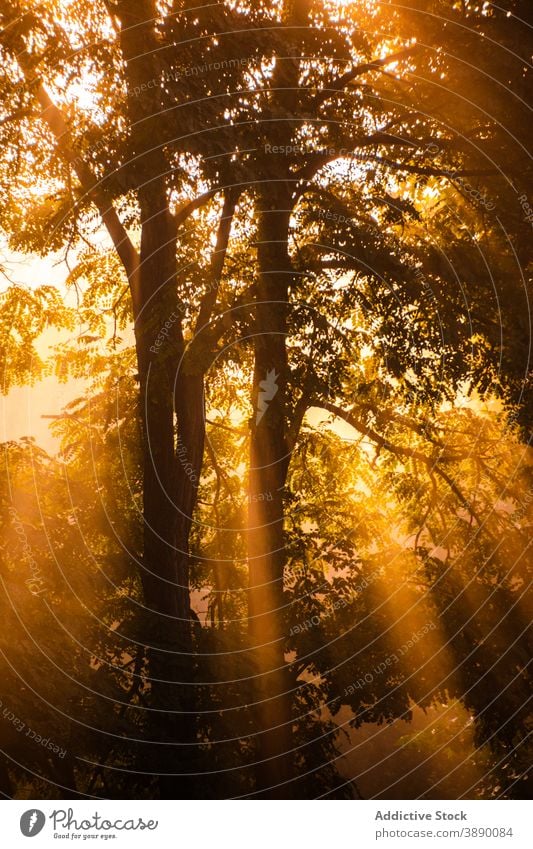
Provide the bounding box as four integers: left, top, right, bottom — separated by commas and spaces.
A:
0, 283, 74, 390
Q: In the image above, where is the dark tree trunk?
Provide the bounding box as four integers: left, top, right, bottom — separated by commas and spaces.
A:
247, 187, 294, 798
116, 0, 204, 798
134, 193, 195, 798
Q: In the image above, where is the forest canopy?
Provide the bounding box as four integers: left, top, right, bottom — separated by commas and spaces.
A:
0, 0, 531, 800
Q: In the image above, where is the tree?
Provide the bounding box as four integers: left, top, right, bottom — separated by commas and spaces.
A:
0, 0, 531, 799
0, 0, 232, 794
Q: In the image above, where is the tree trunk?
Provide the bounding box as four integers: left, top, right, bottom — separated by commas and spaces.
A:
247, 187, 294, 797
133, 184, 194, 797
116, 0, 202, 798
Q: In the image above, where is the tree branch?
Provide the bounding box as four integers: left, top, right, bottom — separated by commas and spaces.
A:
359, 153, 497, 179
194, 188, 239, 335
293, 134, 423, 187
0, 107, 34, 127
186, 287, 256, 372
313, 399, 486, 528
314, 45, 422, 108
174, 189, 219, 228
294, 148, 496, 190
1, 22, 142, 318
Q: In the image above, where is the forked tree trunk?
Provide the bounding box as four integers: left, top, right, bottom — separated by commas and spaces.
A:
116, 0, 203, 797
134, 193, 195, 798
3, 0, 206, 799
248, 187, 294, 797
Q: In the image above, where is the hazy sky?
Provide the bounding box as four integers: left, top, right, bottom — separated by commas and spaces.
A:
1, 242, 85, 452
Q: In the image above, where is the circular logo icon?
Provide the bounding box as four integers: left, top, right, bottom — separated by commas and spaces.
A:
20, 810, 46, 837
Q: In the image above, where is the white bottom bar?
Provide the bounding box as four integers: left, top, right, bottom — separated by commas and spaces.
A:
2, 800, 531, 848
